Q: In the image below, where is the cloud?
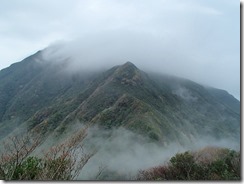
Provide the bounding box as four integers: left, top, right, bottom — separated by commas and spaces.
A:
172, 86, 198, 102
0, 0, 240, 99
77, 125, 239, 180
0, 118, 239, 180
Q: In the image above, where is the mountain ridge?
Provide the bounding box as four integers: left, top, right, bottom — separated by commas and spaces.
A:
0, 51, 240, 148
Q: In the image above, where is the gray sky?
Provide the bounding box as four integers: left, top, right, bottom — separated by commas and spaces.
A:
0, 0, 240, 99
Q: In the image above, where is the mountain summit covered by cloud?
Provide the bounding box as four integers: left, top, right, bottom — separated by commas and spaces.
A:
0, 47, 240, 179
0, 0, 240, 99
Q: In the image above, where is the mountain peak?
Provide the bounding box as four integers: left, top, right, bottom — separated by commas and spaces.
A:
123, 61, 136, 67
118, 61, 138, 71
111, 61, 143, 86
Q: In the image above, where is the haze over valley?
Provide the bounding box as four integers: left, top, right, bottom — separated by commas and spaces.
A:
0, 48, 240, 179
0, 0, 240, 181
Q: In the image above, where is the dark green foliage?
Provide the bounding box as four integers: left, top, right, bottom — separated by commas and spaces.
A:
137, 148, 240, 181
169, 151, 196, 180
0, 157, 42, 180
0, 156, 74, 180
207, 150, 240, 180
11, 157, 42, 180
148, 131, 159, 141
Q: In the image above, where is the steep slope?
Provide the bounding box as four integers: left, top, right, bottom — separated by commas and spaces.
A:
0, 51, 98, 137
0, 51, 44, 121
205, 87, 240, 114
0, 53, 240, 147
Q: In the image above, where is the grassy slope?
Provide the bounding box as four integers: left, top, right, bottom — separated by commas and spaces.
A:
0, 58, 240, 146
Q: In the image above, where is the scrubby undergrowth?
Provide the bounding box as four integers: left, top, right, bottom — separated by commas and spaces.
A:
136, 146, 240, 181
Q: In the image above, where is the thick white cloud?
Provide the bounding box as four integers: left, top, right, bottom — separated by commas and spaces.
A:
0, 0, 240, 99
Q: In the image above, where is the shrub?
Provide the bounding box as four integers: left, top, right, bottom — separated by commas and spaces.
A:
169, 151, 196, 180
11, 157, 42, 180
136, 147, 240, 181
0, 127, 94, 180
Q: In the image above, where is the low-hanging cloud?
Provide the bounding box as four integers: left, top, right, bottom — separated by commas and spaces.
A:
77, 125, 239, 180
0, 120, 239, 180
41, 30, 170, 70
0, 0, 239, 99
172, 86, 198, 102
40, 25, 239, 100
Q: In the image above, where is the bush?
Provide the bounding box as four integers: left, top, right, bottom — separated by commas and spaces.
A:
136, 147, 240, 181
11, 157, 42, 180
0, 127, 94, 180
169, 151, 196, 179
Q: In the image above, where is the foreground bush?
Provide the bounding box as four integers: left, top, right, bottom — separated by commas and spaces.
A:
0, 127, 93, 180
137, 146, 240, 180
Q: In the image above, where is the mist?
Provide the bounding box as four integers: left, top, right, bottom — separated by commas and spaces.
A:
0, 0, 240, 180
76, 125, 239, 180
172, 86, 198, 102
40, 27, 240, 100
41, 30, 169, 72
0, 116, 239, 180
1, 0, 239, 99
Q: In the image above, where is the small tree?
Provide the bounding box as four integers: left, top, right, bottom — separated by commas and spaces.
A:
0, 130, 42, 180
169, 151, 196, 180
12, 157, 42, 180
0, 126, 94, 180
39, 127, 94, 180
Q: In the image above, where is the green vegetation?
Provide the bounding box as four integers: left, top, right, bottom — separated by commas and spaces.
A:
0, 128, 93, 180
10, 157, 42, 180
0, 155, 80, 180
0, 58, 240, 146
0, 125, 240, 181
137, 147, 240, 180
0, 58, 240, 181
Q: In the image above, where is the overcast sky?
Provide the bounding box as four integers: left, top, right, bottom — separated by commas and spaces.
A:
0, 0, 240, 99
